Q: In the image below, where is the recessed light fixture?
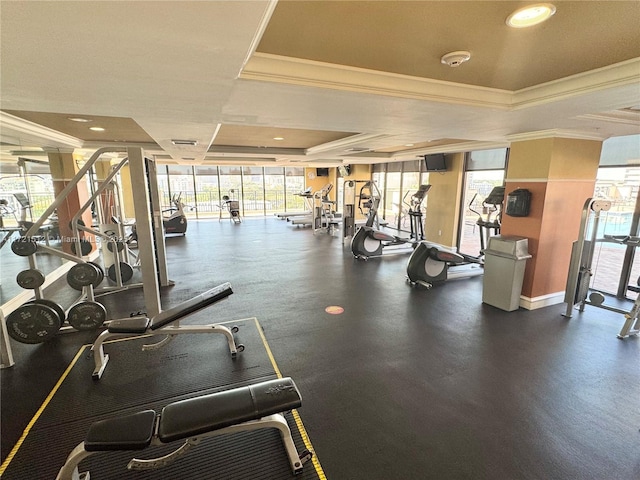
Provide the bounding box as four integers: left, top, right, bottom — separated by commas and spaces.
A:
506, 3, 556, 28
171, 139, 198, 146
404, 143, 414, 147
89, 126, 105, 132
273, 137, 284, 141
68, 117, 92, 123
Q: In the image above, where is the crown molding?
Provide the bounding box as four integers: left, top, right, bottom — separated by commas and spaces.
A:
506, 129, 609, 142
242, 54, 640, 113
511, 58, 640, 109
305, 133, 389, 155
241, 53, 512, 109
0, 111, 83, 148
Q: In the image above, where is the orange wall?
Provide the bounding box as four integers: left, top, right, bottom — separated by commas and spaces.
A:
503, 137, 601, 300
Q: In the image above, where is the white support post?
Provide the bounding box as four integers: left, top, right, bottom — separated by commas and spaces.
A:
127, 147, 162, 318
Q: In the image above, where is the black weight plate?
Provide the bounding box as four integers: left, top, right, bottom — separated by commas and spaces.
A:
6, 303, 62, 344
11, 238, 38, 257
107, 262, 134, 283
67, 262, 101, 291
87, 261, 104, 287
67, 301, 107, 331
70, 239, 93, 256
106, 240, 125, 252
28, 299, 67, 324
67, 219, 86, 230
16, 269, 46, 289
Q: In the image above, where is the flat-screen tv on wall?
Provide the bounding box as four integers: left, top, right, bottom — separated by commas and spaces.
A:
316, 167, 330, 177
423, 154, 447, 172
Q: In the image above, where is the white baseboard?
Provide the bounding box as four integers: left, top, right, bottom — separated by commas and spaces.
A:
520, 292, 565, 310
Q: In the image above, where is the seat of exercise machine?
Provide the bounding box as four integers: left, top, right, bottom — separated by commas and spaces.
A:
106, 283, 233, 334
159, 377, 301, 443
85, 410, 156, 451
82, 378, 301, 451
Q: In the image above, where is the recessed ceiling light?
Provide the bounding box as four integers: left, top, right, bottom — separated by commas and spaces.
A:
68, 117, 92, 123
404, 143, 414, 147
89, 126, 105, 131
506, 3, 556, 28
273, 137, 284, 141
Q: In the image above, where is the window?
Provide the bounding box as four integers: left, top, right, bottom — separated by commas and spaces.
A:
458, 149, 507, 256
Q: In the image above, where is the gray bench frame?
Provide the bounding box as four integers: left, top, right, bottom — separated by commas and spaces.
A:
92, 283, 244, 379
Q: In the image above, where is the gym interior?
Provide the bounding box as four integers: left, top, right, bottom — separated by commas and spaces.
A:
1, 2, 639, 480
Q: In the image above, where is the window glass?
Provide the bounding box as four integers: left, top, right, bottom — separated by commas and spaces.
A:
242, 167, 264, 216
600, 135, 640, 167
467, 148, 508, 171
194, 172, 220, 217
590, 166, 640, 296
458, 170, 505, 257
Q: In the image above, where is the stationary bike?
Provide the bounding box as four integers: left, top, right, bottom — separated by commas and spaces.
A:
163, 193, 188, 235
351, 183, 430, 260
406, 185, 505, 288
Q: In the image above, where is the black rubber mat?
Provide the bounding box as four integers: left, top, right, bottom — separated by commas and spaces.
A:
1, 317, 322, 480
38, 317, 273, 427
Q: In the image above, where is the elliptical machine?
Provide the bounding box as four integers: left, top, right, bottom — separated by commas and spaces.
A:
406, 185, 505, 288
351, 182, 430, 260
163, 193, 188, 235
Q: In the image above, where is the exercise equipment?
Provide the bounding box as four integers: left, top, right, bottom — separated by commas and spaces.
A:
351, 183, 430, 259
91, 282, 244, 379
290, 184, 333, 227
563, 198, 640, 339
163, 193, 188, 235
219, 189, 242, 223
619, 275, 640, 339
5, 301, 63, 344
67, 301, 108, 331
16, 268, 46, 289
467, 185, 505, 258
275, 187, 313, 220
312, 183, 341, 235
55, 377, 313, 480
406, 241, 484, 288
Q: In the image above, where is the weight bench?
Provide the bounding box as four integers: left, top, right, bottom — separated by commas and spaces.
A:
92, 282, 244, 379
55, 377, 313, 480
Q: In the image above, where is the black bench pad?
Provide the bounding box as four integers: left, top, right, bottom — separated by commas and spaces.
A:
108, 317, 150, 334
150, 282, 233, 330
158, 377, 301, 443
85, 410, 156, 452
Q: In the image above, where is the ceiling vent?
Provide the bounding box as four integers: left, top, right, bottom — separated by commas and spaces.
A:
345, 147, 370, 152
171, 139, 198, 146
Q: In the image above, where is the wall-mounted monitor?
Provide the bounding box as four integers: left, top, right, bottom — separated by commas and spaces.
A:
338, 164, 351, 177
423, 154, 447, 172
316, 167, 330, 177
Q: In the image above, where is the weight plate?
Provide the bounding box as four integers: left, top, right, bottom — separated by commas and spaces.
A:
6, 303, 62, 344
67, 301, 107, 331
106, 240, 125, 252
67, 262, 101, 291
70, 239, 93, 256
68, 219, 86, 230
11, 238, 38, 257
16, 269, 46, 289
87, 261, 104, 287
107, 262, 134, 283
26, 299, 67, 324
